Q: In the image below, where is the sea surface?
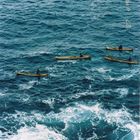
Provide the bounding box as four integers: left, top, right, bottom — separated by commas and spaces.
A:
0, 0, 140, 140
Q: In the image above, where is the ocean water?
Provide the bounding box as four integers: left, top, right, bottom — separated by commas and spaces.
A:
0, 0, 140, 140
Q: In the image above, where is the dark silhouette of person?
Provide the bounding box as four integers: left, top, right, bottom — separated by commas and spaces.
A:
80, 53, 83, 57
119, 45, 123, 50
36, 69, 40, 75
128, 57, 132, 61
36, 69, 41, 80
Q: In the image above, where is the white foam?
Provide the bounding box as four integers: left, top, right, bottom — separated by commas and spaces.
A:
77, 131, 98, 140
20, 46, 55, 58
59, 60, 77, 64
125, 0, 131, 11
108, 68, 140, 81
103, 88, 129, 97
0, 71, 14, 80
125, 19, 132, 29
19, 80, 37, 90
91, 67, 111, 74
42, 98, 55, 109
115, 88, 129, 97
0, 92, 5, 96
2, 102, 139, 140
79, 103, 101, 115
24, 50, 50, 57
90, 0, 105, 20
65, 91, 87, 101
45, 65, 67, 77
72, 88, 128, 100
97, 67, 111, 74
125, 123, 140, 140
0, 89, 8, 97
45, 65, 64, 72
132, 92, 137, 95
9, 124, 67, 140
85, 75, 93, 80
49, 103, 139, 139
128, 68, 140, 76
107, 73, 133, 81
78, 104, 139, 139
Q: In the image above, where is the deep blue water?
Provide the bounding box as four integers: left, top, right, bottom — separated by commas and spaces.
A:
0, 0, 140, 140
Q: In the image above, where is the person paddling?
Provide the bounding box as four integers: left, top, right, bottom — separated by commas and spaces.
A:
128, 57, 132, 62
36, 68, 41, 80
118, 45, 123, 50
36, 69, 40, 75
80, 53, 83, 57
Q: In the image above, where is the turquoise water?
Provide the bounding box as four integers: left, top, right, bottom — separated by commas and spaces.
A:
0, 0, 140, 140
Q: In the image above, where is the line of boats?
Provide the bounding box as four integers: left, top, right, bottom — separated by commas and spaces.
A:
105, 46, 138, 64
16, 46, 139, 77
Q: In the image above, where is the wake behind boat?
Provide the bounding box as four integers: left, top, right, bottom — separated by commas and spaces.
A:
16, 72, 48, 77
55, 55, 91, 60
106, 47, 133, 51
104, 56, 139, 64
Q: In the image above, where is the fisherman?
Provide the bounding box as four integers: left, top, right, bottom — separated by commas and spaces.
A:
80, 53, 83, 57
119, 45, 123, 50
128, 57, 132, 62
36, 68, 40, 75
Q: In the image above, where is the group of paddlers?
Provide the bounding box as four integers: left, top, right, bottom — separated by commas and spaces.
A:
118, 45, 132, 61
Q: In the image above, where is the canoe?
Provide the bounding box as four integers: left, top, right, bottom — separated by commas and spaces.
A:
16, 72, 48, 77
55, 55, 91, 60
104, 56, 139, 64
106, 47, 133, 51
